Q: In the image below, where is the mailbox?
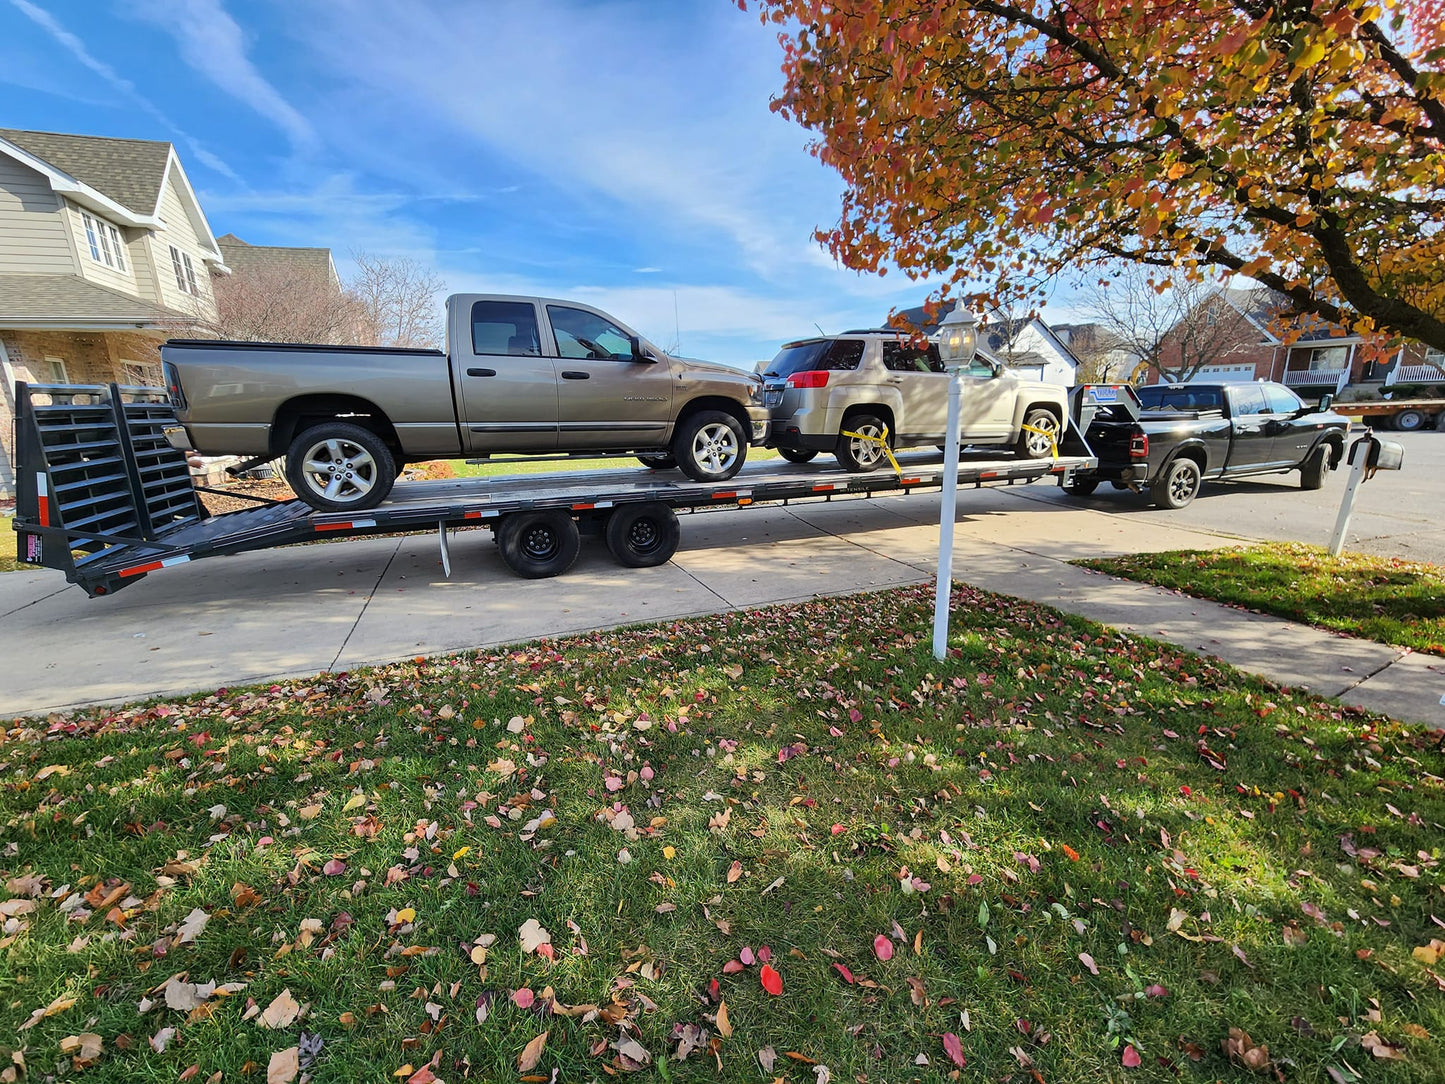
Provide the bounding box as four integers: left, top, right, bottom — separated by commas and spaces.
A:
1348, 434, 1404, 472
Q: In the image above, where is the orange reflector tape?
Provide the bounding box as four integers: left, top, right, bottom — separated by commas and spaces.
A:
36, 472, 50, 526
979, 471, 998, 480
738, 497, 753, 505
572, 502, 594, 510
711, 491, 736, 500
315, 518, 377, 532
120, 554, 190, 578
900, 476, 922, 485
463, 510, 498, 519
813, 482, 844, 492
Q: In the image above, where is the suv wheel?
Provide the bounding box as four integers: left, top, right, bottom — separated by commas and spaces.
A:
835, 413, 890, 472
1015, 408, 1060, 459
285, 422, 396, 512
674, 411, 746, 482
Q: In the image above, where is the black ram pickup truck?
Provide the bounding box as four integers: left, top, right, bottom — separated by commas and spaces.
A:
1075, 382, 1351, 509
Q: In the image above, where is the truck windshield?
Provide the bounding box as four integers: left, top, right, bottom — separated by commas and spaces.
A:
762, 339, 864, 377
1137, 386, 1223, 411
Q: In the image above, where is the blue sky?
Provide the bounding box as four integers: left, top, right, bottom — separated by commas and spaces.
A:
0, 0, 1058, 365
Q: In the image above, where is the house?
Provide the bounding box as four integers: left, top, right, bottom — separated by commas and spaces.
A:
0, 128, 228, 496
1151, 287, 1445, 394
1050, 322, 1139, 383
892, 304, 1081, 385
211, 234, 355, 345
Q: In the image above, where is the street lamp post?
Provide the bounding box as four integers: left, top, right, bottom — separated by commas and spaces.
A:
931, 303, 979, 660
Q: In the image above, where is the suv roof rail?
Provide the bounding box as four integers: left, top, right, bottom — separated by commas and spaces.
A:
839, 327, 913, 336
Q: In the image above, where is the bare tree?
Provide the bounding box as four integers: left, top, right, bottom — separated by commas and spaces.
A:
1083, 265, 1267, 384
213, 263, 363, 344
350, 252, 446, 349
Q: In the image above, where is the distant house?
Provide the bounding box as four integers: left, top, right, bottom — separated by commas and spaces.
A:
0, 128, 227, 495
1050, 322, 1139, 383
1152, 288, 1444, 394
892, 304, 1081, 385
212, 233, 354, 344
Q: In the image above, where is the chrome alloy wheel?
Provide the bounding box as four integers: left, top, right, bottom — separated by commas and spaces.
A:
690, 421, 741, 474
1024, 414, 1059, 457
301, 437, 379, 505
844, 422, 887, 468
1168, 460, 1200, 503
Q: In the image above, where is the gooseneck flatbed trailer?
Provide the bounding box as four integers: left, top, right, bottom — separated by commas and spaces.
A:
12, 382, 1122, 598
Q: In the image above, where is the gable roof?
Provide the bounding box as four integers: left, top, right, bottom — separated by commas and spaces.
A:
0, 272, 202, 329
217, 234, 340, 286
0, 128, 170, 217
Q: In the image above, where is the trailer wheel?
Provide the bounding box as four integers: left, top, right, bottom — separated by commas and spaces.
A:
1152, 456, 1202, 509
286, 422, 396, 512
1063, 475, 1099, 496
637, 453, 677, 470
1299, 444, 1330, 490
605, 503, 680, 567
1392, 409, 1427, 432
778, 448, 817, 464
674, 411, 747, 482
496, 510, 580, 579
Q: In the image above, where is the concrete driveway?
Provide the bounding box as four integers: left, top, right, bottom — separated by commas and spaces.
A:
3, 431, 1441, 719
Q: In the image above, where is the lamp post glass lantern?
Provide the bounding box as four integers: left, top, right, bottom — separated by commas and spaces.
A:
932, 303, 979, 660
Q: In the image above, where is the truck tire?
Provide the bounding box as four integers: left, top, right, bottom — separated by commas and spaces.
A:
1299, 444, 1330, 490
673, 411, 747, 482
285, 422, 396, 512
1063, 475, 1099, 496
1152, 456, 1202, 509
605, 503, 680, 567
496, 509, 580, 578
1392, 409, 1427, 432
1015, 407, 1061, 459
637, 453, 677, 470
778, 448, 818, 464
835, 412, 891, 472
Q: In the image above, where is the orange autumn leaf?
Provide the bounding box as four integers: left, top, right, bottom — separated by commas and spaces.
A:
760, 964, 783, 996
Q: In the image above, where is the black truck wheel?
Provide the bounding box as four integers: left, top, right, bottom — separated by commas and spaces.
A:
1392, 409, 1427, 432
637, 453, 677, 470
778, 447, 818, 464
1299, 444, 1330, 490
285, 422, 396, 512
673, 411, 747, 482
605, 503, 680, 567
496, 510, 580, 578
1063, 475, 1099, 497
1152, 456, 1202, 509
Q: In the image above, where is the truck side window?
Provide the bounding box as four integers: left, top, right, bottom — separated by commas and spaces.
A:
472, 301, 540, 356
1230, 386, 1268, 415
547, 305, 633, 360
1263, 384, 1302, 414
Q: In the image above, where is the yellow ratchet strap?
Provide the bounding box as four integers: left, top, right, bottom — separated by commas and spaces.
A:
1017, 422, 1059, 459
840, 424, 903, 478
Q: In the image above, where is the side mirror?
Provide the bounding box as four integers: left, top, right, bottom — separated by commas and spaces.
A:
991, 361, 1005, 379
629, 335, 652, 362
1317, 393, 1333, 412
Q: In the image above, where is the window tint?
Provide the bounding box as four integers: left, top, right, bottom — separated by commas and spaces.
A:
1137, 386, 1224, 411
1230, 385, 1268, 415
964, 358, 996, 378
1263, 384, 1302, 414
471, 300, 541, 356
882, 341, 945, 373
762, 339, 863, 377
547, 305, 633, 360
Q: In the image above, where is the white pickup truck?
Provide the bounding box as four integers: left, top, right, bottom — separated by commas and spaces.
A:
162, 294, 770, 510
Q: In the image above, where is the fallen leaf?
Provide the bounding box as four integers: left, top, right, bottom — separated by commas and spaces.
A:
176, 908, 209, 945
873, 934, 893, 961
727, 861, 743, 883
1360, 1031, 1407, 1060
267, 1047, 299, 1084
760, 964, 783, 995
758, 1046, 777, 1071
1079, 952, 1099, 975
258, 989, 301, 1029
518, 918, 551, 954
517, 1031, 548, 1073
833, 962, 855, 984
717, 1000, 733, 1038
942, 1032, 966, 1068
1122, 1044, 1141, 1068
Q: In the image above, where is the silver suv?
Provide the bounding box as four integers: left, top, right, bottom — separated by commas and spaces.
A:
760, 331, 1070, 470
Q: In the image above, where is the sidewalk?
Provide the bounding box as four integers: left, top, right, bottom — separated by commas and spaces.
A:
2, 484, 1441, 728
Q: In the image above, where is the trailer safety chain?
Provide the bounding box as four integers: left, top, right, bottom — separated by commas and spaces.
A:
1018, 422, 1059, 459
840, 424, 903, 478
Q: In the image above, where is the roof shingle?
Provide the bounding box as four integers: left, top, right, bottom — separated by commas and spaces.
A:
0, 273, 198, 326
217, 234, 338, 285
0, 128, 171, 216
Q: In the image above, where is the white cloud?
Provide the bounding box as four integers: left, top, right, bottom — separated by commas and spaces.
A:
124, 0, 314, 151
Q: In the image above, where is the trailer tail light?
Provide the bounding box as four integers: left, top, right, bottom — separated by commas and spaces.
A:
163, 361, 187, 410
787, 370, 830, 389
1129, 433, 1149, 459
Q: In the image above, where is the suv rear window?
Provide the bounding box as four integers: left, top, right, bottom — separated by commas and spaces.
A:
1138, 386, 1223, 411
763, 339, 864, 378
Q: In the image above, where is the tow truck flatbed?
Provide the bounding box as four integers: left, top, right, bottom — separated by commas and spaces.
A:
13, 382, 1110, 597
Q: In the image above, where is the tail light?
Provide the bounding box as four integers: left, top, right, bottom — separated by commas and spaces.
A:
163, 361, 187, 410
786, 370, 830, 389
1129, 432, 1149, 458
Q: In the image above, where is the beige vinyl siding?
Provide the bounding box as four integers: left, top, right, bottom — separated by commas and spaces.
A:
65, 202, 140, 296
148, 173, 217, 320
0, 155, 76, 274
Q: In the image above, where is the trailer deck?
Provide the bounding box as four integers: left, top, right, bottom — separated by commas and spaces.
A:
13, 382, 1110, 597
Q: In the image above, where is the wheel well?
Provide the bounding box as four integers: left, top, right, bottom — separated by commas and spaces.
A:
676, 396, 750, 434
1022, 402, 1062, 423
271, 395, 401, 458
1322, 436, 1344, 467
840, 403, 895, 433
1167, 446, 1207, 474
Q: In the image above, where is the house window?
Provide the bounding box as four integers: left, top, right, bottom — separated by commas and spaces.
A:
1425, 346, 1444, 369
120, 361, 161, 387
108, 225, 126, 271
182, 252, 198, 295
1308, 346, 1349, 371
81, 213, 102, 261
171, 245, 200, 295
97, 222, 115, 267
44, 356, 69, 383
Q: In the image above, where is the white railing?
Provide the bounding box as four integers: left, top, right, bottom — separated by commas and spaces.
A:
1384, 364, 1445, 386
1282, 368, 1348, 390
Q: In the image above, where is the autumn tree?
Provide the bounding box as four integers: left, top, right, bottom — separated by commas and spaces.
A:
350, 252, 446, 350
213, 262, 363, 345
753, 0, 1445, 352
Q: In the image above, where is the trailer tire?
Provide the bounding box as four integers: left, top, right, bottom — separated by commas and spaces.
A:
1063, 476, 1099, 496
637, 453, 676, 470
285, 422, 396, 512
1300, 444, 1329, 490
1152, 456, 1202, 509
605, 503, 680, 567
1392, 409, 1427, 432
674, 411, 747, 482
496, 510, 580, 579
778, 447, 818, 464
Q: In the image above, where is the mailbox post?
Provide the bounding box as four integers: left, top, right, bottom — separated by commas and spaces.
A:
1328, 429, 1404, 556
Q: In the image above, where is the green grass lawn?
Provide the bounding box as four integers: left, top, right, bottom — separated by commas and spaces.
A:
1, 583, 1442, 1083
1079, 542, 1445, 655
0, 513, 16, 573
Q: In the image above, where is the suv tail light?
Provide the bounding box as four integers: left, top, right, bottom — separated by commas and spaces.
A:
786, 370, 830, 389
1129, 432, 1149, 459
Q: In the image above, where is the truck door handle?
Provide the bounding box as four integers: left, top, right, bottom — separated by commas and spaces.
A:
467, 367, 496, 377
561, 371, 590, 380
